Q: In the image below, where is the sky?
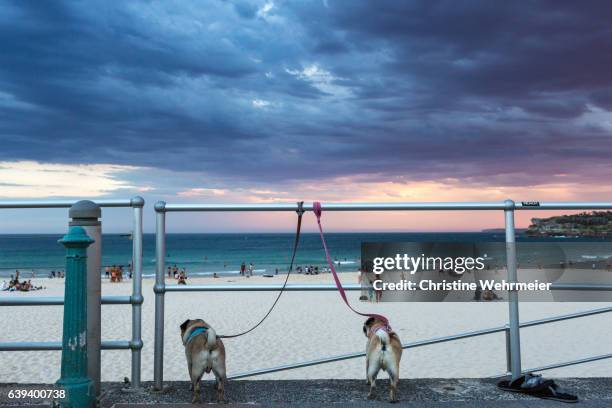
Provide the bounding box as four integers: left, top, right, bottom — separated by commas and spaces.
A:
1, 1, 612, 233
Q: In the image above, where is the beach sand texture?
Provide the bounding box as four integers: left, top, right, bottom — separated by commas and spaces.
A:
1, 272, 611, 383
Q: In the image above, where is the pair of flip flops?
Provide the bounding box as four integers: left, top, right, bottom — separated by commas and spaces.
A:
497, 373, 578, 403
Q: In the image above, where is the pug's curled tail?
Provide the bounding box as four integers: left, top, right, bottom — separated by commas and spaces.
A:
206, 327, 217, 350
376, 329, 390, 352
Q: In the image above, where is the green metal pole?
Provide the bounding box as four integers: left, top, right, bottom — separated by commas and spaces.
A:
57, 225, 95, 408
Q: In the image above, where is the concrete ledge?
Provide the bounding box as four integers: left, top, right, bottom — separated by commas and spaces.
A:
1, 378, 611, 407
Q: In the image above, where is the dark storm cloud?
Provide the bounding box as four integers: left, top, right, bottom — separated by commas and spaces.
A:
1, 0, 611, 188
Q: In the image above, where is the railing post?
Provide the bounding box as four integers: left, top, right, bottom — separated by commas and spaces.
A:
69, 200, 102, 397
130, 196, 144, 388
504, 326, 511, 374
504, 199, 522, 379
153, 201, 166, 391
57, 224, 95, 408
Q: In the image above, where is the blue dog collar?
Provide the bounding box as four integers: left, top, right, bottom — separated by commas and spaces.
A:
186, 327, 207, 344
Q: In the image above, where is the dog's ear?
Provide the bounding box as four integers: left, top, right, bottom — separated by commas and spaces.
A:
180, 319, 190, 331
364, 317, 375, 327
363, 324, 368, 335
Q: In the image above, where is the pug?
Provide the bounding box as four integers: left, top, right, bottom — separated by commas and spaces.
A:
363, 317, 402, 403
180, 319, 227, 403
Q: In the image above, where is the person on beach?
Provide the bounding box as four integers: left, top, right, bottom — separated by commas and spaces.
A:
240, 262, 246, 276
1, 280, 7, 291
178, 270, 187, 285
248, 262, 254, 277
167, 266, 172, 278
375, 285, 383, 303
105, 266, 110, 279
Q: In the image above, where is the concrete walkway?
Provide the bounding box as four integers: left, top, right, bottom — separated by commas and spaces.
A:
1, 378, 610, 407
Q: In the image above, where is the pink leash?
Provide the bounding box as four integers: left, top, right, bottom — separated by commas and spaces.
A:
313, 201, 391, 329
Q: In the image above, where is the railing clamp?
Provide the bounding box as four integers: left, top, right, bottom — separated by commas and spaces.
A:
129, 339, 144, 350
296, 201, 305, 216
154, 201, 166, 213
130, 295, 144, 305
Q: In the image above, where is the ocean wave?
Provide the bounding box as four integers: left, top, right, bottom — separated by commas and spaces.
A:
581, 254, 612, 260
141, 269, 267, 278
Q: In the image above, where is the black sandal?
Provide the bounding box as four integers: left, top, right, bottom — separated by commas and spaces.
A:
497, 373, 578, 403
532, 381, 578, 403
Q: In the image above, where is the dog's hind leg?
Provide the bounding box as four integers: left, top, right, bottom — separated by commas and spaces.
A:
190, 360, 206, 403
212, 364, 227, 403
387, 366, 399, 403
211, 350, 227, 403
186, 351, 194, 391
367, 358, 380, 400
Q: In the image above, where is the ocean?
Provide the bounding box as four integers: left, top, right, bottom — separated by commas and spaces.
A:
1, 233, 611, 279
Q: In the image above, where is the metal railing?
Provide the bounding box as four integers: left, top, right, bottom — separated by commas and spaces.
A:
152, 200, 612, 389
0, 197, 144, 388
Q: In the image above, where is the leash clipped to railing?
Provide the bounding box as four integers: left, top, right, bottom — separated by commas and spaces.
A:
219, 201, 305, 339
313, 201, 391, 330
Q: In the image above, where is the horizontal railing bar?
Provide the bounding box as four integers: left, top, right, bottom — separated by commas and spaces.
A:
161, 201, 612, 213
0, 295, 134, 306
521, 352, 612, 374
101, 296, 135, 305
165, 283, 363, 292
101, 340, 132, 350
493, 352, 612, 378
0, 342, 61, 351
229, 325, 508, 379
520, 306, 612, 328
228, 306, 612, 379
0, 198, 143, 209
550, 283, 612, 291
162, 202, 508, 212
0, 340, 133, 351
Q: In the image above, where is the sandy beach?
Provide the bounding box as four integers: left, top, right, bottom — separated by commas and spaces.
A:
1, 272, 611, 384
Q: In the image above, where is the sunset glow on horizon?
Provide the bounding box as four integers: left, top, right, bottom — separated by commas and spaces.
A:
1, 2, 611, 232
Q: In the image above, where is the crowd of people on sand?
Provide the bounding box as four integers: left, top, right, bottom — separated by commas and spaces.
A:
240, 262, 255, 277
105, 264, 133, 282
167, 265, 188, 284
1, 270, 44, 292
48, 270, 65, 279
358, 269, 383, 303
296, 265, 331, 275
157, 259, 344, 282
